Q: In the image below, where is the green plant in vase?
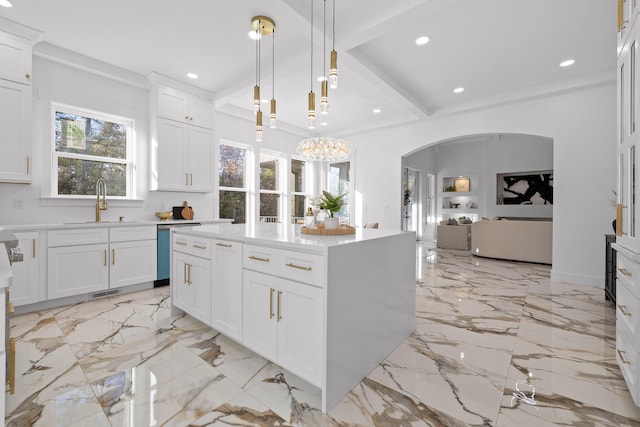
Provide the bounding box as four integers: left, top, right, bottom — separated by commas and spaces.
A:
319, 191, 346, 229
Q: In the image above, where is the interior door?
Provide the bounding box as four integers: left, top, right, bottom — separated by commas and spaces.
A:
404, 168, 421, 238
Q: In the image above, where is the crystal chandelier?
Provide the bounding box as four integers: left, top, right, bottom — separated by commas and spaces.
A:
297, 137, 351, 161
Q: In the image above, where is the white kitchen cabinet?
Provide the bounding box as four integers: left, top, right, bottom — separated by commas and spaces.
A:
0, 79, 32, 183
242, 269, 323, 387
0, 29, 34, 85
48, 226, 157, 299
157, 85, 214, 129
616, 5, 640, 407
156, 117, 213, 192
172, 234, 211, 324
48, 243, 110, 299
211, 239, 243, 341
11, 231, 42, 306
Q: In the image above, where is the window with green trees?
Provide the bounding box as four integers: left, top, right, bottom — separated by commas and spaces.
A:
53, 105, 133, 198
219, 143, 248, 223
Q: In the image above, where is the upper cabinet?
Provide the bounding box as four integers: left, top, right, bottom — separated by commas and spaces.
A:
157, 85, 214, 129
149, 80, 216, 193
0, 18, 42, 184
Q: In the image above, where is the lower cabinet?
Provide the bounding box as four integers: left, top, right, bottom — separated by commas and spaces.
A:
11, 231, 42, 306
48, 226, 157, 300
48, 243, 110, 298
211, 239, 243, 341
242, 269, 323, 386
172, 247, 211, 325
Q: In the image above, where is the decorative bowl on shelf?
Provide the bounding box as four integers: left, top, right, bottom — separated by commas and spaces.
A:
155, 211, 173, 221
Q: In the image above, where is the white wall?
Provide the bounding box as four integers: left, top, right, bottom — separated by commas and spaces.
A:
350, 82, 616, 287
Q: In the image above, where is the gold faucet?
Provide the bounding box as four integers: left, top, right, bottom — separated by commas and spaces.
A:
95, 179, 107, 222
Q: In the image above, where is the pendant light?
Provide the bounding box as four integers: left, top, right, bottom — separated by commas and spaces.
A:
308, 0, 316, 129
270, 26, 277, 129
320, 0, 329, 115
329, 0, 338, 89
251, 16, 276, 141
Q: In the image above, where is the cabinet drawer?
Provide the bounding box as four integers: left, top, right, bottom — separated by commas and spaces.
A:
617, 280, 640, 352
616, 252, 640, 299
617, 324, 640, 406
243, 244, 324, 287
110, 226, 156, 242
48, 228, 108, 247
173, 233, 211, 259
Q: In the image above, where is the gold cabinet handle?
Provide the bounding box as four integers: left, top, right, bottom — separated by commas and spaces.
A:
183, 262, 187, 284
104, 250, 107, 266
186, 173, 189, 186
187, 264, 192, 285
175, 241, 187, 246
618, 304, 632, 316
277, 290, 282, 321
190, 173, 193, 186
112, 248, 115, 265
26, 156, 30, 175
618, 267, 632, 277
617, 203, 623, 236
618, 349, 631, 365
286, 262, 312, 271
32, 238, 36, 258
249, 255, 270, 262
216, 243, 232, 248
6, 301, 13, 315
193, 244, 207, 249
5, 288, 12, 315
269, 288, 275, 319
8, 337, 15, 394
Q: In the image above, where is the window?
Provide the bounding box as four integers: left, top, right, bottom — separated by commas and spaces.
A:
53, 104, 133, 198
290, 158, 308, 224
219, 143, 249, 224
328, 161, 351, 222
259, 150, 284, 223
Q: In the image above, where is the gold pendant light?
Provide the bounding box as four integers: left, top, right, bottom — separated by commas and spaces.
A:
329, 0, 338, 89
320, 0, 329, 115
307, 0, 316, 129
251, 16, 276, 140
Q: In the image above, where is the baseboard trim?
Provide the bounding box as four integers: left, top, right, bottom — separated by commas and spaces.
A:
550, 270, 603, 288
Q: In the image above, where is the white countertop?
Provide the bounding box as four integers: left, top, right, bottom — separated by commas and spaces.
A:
174, 223, 412, 253
0, 218, 232, 232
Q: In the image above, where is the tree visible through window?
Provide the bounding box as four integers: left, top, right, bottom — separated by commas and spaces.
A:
219, 144, 248, 223
53, 106, 132, 198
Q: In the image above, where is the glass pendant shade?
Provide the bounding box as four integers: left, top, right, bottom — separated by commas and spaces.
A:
256, 110, 263, 142
329, 50, 338, 89
308, 91, 316, 129
297, 137, 351, 161
320, 80, 329, 115
270, 99, 277, 128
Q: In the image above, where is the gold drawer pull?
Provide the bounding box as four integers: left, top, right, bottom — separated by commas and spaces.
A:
249, 255, 270, 262
216, 243, 232, 248
277, 290, 282, 321
618, 349, 631, 365
8, 337, 15, 394
618, 268, 632, 277
192, 244, 207, 249
112, 248, 115, 265
286, 262, 312, 271
618, 304, 632, 316
6, 301, 14, 315
175, 241, 187, 246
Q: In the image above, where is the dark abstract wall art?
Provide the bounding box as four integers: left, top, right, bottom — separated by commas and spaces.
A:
497, 171, 553, 205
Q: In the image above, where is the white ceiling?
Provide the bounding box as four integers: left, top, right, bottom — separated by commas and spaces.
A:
0, 0, 616, 137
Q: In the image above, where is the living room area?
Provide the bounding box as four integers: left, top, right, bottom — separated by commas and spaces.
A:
402, 133, 553, 264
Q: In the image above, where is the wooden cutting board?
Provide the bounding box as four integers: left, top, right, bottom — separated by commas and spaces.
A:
181, 201, 194, 220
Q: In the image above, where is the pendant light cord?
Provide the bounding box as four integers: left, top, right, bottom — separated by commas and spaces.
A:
272, 28, 275, 99
323, 0, 327, 77
332, 0, 335, 50
310, 0, 314, 91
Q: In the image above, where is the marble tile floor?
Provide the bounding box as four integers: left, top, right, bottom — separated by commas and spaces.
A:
6, 244, 640, 426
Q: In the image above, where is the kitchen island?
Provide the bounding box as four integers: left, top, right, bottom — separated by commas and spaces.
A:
170, 223, 416, 413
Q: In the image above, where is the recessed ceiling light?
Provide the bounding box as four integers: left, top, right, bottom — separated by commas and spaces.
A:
453, 87, 465, 94
373, 108, 381, 114
0, 0, 12, 8
248, 31, 261, 40
186, 73, 198, 79
415, 36, 430, 46
560, 59, 575, 68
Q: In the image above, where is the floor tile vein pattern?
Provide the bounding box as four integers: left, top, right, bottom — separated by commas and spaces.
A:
6, 244, 640, 426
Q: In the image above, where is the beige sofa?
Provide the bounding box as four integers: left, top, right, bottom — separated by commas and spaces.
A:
471, 219, 552, 264
437, 224, 471, 250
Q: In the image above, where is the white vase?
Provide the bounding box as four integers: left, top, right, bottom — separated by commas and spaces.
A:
325, 217, 339, 229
